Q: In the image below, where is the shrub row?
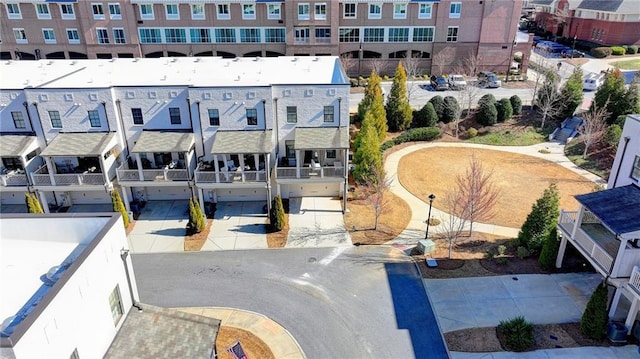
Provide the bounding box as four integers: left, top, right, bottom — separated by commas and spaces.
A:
590, 45, 639, 58
380, 127, 441, 151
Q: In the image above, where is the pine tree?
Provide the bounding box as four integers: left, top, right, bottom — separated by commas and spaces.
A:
496, 98, 513, 123
193, 197, 205, 233
111, 190, 130, 228
593, 69, 627, 124
441, 96, 460, 124
429, 95, 445, 121
357, 72, 387, 141
25, 192, 37, 214
517, 183, 560, 254
558, 68, 584, 119
413, 102, 438, 128
385, 62, 413, 132
32, 193, 44, 213
510, 95, 522, 115
270, 195, 286, 231
353, 115, 382, 183
538, 227, 560, 271
476, 102, 497, 126
580, 281, 609, 339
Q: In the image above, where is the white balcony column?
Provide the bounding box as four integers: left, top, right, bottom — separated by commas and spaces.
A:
198, 187, 205, 214
213, 155, 220, 183
135, 153, 143, 181
36, 190, 50, 213
295, 150, 301, 178
239, 155, 246, 182
276, 183, 281, 197
265, 153, 271, 182
556, 233, 568, 268
120, 187, 131, 213
212, 190, 217, 203
254, 154, 260, 180
610, 234, 627, 278
625, 295, 640, 334
98, 155, 108, 184
45, 157, 56, 185
343, 149, 348, 212
571, 206, 585, 238
609, 287, 623, 318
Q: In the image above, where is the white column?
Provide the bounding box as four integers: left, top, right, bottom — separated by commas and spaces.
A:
135, 153, 143, 181
556, 233, 568, 268
36, 190, 49, 213
239, 155, 246, 182
99, 155, 108, 184
295, 150, 301, 178
121, 187, 131, 213
609, 287, 623, 318
198, 188, 205, 214
45, 157, 56, 185
571, 206, 585, 238
254, 154, 260, 180
213, 154, 220, 183
625, 295, 639, 334
611, 235, 627, 278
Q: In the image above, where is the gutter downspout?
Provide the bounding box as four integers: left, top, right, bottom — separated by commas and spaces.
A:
101, 101, 111, 131
273, 98, 279, 157
612, 137, 630, 188
120, 249, 143, 311
31, 102, 47, 146
114, 99, 130, 155
22, 101, 36, 137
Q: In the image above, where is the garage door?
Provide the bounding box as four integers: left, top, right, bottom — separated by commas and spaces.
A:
217, 188, 267, 202
286, 183, 339, 198
69, 191, 111, 204
1, 191, 26, 205
145, 187, 192, 201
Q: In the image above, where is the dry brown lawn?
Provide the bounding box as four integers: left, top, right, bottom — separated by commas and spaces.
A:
398, 147, 596, 228
344, 190, 411, 245
184, 219, 213, 251
216, 326, 274, 359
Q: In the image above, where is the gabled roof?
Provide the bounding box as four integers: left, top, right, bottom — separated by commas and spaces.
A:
294, 127, 349, 150
578, 0, 637, 13
131, 131, 194, 153
40, 132, 116, 157
575, 185, 640, 238
0, 135, 37, 157
211, 130, 273, 154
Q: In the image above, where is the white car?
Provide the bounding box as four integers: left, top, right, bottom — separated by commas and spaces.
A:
583, 73, 604, 91
448, 74, 467, 90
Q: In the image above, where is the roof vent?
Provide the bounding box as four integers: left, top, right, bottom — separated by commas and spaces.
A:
233, 57, 240, 62
171, 58, 178, 63
292, 57, 298, 62
194, 58, 201, 62
47, 61, 53, 65
313, 57, 319, 61
235, 75, 241, 81
0, 316, 17, 336
133, 58, 139, 62
42, 265, 64, 286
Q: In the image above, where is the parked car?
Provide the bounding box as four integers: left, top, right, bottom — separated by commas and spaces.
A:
448, 74, 467, 90
477, 71, 502, 88
430, 75, 449, 91
561, 49, 585, 58
583, 72, 605, 91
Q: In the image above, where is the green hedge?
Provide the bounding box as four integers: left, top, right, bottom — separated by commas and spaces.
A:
611, 46, 626, 55
590, 47, 612, 58
628, 45, 639, 54
380, 127, 441, 151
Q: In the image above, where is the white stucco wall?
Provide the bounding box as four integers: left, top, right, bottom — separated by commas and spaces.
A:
608, 115, 640, 189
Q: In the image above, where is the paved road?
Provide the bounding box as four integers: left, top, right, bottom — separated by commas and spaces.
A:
132, 246, 449, 359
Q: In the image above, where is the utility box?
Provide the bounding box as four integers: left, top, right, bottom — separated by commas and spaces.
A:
417, 239, 435, 254
607, 322, 628, 344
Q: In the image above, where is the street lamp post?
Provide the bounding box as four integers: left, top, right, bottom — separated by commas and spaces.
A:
571, 35, 577, 59
357, 42, 363, 86
506, 38, 517, 82
425, 194, 436, 239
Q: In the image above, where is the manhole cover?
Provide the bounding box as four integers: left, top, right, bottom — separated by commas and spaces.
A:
308, 257, 317, 263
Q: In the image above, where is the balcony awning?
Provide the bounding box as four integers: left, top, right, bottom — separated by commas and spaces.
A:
576, 185, 640, 239
211, 130, 273, 154
0, 135, 37, 157
131, 132, 194, 153
41, 132, 116, 157
294, 127, 349, 150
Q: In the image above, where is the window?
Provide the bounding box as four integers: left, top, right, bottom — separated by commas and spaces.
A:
66, 29, 80, 44
632, 156, 640, 181
285, 140, 295, 159
169, 107, 181, 124
264, 28, 285, 43
446, 26, 458, 42
217, 4, 230, 20
246, 108, 258, 126
343, 3, 356, 19
140, 4, 154, 20
298, 3, 310, 20
449, 2, 461, 18
88, 110, 101, 127
11, 112, 25, 129
240, 28, 260, 43
92, 3, 105, 20
108, 285, 124, 326
113, 28, 126, 44
208, 109, 220, 126
215, 28, 235, 43
242, 4, 255, 20
394, 3, 407, 19
323, 106, 334, 122
418, 3, 432, 19
339, 28, 359, 43
131, 108, 143, 125
36, 4, 51, 19
413, 27, 434, 42
191, 4, 205, 20
286, 106, 297, 123
60, 4, 75, 20
315, 3, 327, 20
42, 29, 56, 44
388, 28, 409, 42
96, 28, 109, 44
165, 4, 179, 20
267, 4, 280, 20
368, 3, 381, 19
327, 150, 336, 159
364, 28, 384, 42
49, 111, 62, 128
294, 28, 309, 44
13, 28, 27, 44
165, 28, 186, 43
6, 4, 21, 19
109, 3, 121, 19
139, 28, 162, 43
190, 28, 211, 43
315, 28, 331, 43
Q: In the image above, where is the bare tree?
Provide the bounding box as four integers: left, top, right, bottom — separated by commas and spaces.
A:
536, 75, 562, 129
453, 51, 483, 78
368, 57, 388, 77
339, 53, 358, 77
433, 47, 454, 75
578, 102, 609, 159
361, 166, 392, 230
403, 54, 423, 102
439, 189, 469, 259
456, 154, 501, 234
455, 80, 483, 138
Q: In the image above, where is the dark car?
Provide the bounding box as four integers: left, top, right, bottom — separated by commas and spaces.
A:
430, 75, 449, 91
561, 49, 585, 58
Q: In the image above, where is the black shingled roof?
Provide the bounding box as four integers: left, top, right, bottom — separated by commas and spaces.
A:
578, 0, 624, 12
575, 185, 640, 236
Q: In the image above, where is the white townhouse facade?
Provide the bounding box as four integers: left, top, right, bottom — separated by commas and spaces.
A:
556, 114, 640, 334
0, 56, 350, 213
0, 213, 140, 359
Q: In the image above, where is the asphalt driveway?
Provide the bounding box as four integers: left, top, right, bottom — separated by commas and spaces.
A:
127, 200, 188, 253
286, 197, 351, 247
201, 201, 267, 250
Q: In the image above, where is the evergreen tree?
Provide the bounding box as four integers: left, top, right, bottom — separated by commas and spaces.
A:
413, 102, 438, 128
441, 96, 460, 124
385, 62, 412, 131
25, 192, 39, 214
32, 193, 44, 213
476, 102, 498, 126
188, 197, 205, 233
270, 195, 286, 231
510, 95, 522, 115
111, 190, 130, 228
357, 72, 387, 141
478, 94, 497, 107
429, 95, 445, 121
496, 98, 513, 123
517, 183, 560, 254
353, 114, 382, 183
580, 281, 609, 340
593, 69, 627, 124
558, 68, 584, 119
538, 227, 560, 271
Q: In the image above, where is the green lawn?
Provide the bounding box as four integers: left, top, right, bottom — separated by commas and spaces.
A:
611, 59, 640, 70
466, 128, 546, 146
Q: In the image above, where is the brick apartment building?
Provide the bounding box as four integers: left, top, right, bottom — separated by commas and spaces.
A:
532, 0, 640, 45
1, 0, 529, 76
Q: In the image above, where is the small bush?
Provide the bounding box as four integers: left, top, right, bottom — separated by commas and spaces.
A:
379, 127, 441, 152
478, 94, 497, 107
510, 95, 522, 115
496, 257, 508, 265
628, 45, 638, 54
498, 245, 507, 256
538, 228, 560, 271
590, 47, 612, 58
610, 46, 626, 56
383, 75, 390, 81
485, 251, 495, 259
476, 102, 498, 126
270, 195, 286, 231
467, 128, 478, 138
496, 98, 513, 123
517, 246, 530, 259
581, 281, 609, 339
498, 316, 534, 352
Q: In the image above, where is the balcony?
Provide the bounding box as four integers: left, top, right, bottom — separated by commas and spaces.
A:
275, 162, 344, 179
0, 169, 29, 187
195, 167, 267, 184
117, 162, 189, 182
30, 164, 106, 186
629, 266, 640, 297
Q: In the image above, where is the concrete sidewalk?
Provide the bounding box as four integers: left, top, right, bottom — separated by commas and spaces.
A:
451, 345, 638, 359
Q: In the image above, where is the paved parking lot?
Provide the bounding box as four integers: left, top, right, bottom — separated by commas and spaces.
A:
201, 201, 268, 250
127, 200, 188, 253
286, 197, 351, 247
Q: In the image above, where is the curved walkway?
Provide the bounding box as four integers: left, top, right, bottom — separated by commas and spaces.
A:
384, 141, 606, 249
178, 307, 306, 359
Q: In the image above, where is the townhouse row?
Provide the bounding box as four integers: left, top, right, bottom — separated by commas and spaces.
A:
0, 56, 350, 215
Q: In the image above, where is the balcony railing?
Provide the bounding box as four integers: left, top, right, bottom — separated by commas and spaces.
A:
629, 266, 640, 296
30, 165, 105, 186
559, 210, 615, 274
195, 169, 267, 183
0, 171, 29, 186
117, 164, 189, 182
275, 165, 344, 179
